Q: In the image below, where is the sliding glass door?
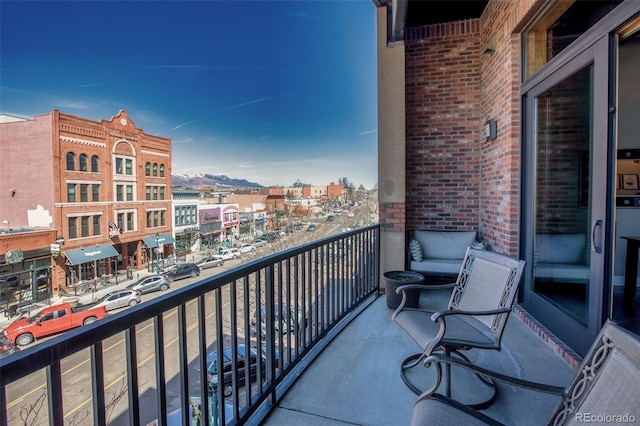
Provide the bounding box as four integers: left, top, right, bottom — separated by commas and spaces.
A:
523, 41, 610, 356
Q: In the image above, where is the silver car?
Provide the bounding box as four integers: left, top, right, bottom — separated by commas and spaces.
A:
95, 289, 141, 311
197, 255, 224, 269
129, 275, 171, 294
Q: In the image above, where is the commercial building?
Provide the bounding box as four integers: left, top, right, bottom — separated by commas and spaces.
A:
0, 109, 173, 294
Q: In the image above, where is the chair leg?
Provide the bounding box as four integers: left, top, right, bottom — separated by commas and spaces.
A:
400, 349, 498, 410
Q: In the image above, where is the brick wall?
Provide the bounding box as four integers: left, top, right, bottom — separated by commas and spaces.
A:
403, 2, 525, 256
404, 21, 482, 233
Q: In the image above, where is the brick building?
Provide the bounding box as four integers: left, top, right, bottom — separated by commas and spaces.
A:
0, 109, 173, 294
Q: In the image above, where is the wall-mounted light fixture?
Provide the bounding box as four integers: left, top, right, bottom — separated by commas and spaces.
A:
484, 36, 496, 55
485, 119, 497, 141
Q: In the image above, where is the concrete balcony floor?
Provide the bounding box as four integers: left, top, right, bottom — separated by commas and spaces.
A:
262, 287, 576, 426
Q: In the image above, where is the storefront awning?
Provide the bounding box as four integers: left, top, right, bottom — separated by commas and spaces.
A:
142, 233, 176, 248
65, 244, 119, 266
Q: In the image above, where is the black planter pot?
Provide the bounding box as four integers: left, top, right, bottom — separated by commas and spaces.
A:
383, 271, 426, 309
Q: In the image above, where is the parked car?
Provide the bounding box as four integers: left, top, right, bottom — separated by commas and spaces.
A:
239, 244, 256, 253
0, 336, 18, 358
251, 304, 306, 338
94, 289, 141, 311
3, 302, 108, 346
207, 344, 261, 397
197, 255, 224, 269
164, 263, 200, 282
264, 232, 280, 242
219, 248, 241, 260
307, 224, 316, 232
128, 275, 170, 294
253, 237, 267, 248
326, 215, 335, 221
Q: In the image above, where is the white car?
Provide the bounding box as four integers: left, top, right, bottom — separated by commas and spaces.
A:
239, 244, 256, 253
220, 248, 241, 260
94, 289, 141, 311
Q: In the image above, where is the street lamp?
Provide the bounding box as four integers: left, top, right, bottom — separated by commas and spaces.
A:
154, 233, 161, 275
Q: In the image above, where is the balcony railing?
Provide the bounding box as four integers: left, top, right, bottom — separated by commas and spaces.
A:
0, 225, 380, 425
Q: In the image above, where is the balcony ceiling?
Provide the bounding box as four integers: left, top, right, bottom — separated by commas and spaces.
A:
406, 0, 489, 27
384, 0, 489, 43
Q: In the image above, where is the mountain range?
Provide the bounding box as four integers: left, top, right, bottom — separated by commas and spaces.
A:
171, 173, 265, 189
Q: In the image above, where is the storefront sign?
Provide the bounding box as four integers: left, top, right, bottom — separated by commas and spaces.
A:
50, 244, 61, 257
6, 249, 24, 264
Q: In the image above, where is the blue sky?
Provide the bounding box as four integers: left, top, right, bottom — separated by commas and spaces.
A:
1, 0, 378, 188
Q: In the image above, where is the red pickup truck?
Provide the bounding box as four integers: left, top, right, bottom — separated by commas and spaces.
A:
2, 302, 108, 346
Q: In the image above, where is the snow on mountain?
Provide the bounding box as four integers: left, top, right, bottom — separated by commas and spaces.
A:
171, 173, 264, 189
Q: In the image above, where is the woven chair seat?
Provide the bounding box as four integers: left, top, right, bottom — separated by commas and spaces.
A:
394, 309, 496, 351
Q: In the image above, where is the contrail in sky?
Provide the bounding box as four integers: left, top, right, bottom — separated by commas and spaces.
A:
170, 95, 278, 131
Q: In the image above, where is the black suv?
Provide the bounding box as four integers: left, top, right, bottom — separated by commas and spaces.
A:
164, 263, 200, 282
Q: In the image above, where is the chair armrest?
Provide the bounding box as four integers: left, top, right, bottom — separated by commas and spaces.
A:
431, 307, 511, 321
392, 283, 457, 317
421, 354, 566, 397
395, 282, 456, 295
424, 308, 512, 355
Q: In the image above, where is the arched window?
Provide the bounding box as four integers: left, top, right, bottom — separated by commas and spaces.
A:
145, 162, 151, 176
79, 154, 88, 172
66, 152, 75, 171
91, 155, 99, 172
153, 163, 158, 177
159, 164, 165, 177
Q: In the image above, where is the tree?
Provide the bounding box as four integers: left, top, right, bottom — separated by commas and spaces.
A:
291, 179, 311, 188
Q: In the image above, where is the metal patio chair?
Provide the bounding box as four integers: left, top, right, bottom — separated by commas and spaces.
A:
392, 247, 526, 409
410, 320, 640, 425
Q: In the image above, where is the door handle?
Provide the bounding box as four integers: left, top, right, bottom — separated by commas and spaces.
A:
591, 219, 603, 254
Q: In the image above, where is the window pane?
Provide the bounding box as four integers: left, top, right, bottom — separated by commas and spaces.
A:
160, 187, 165, 200
80, 184, 88, 202
91, 155, 99, 172
125, 159, 133, 175
161, 211, 166, 226
160, 164, 165, 177
153, 187, 158, 200
126, 185, 133, 201
145, 162, 151, 176
146, 186, 151, 200
117, 185, 123, 201
68, 217, 77, 239
117, 213, 124, 230
93, 216, 100, 235
147, 212, 152, 227
127, 212, 134, 231
116, 158, 123, 174
92, 184, 100, 202
79, 154, 88, 172
66, 152, 75, 171
153, 163, 158, 176
67, 184, 76, 202
81, 217, 89, 237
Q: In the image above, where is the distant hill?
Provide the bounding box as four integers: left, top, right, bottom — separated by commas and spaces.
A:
172, 173, 265, 189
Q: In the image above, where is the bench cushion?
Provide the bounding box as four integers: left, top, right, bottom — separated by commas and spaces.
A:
414, 230, 477, 260
410, 259, 463, 275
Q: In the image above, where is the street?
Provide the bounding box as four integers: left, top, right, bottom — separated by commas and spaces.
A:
3, 207, 373, 425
